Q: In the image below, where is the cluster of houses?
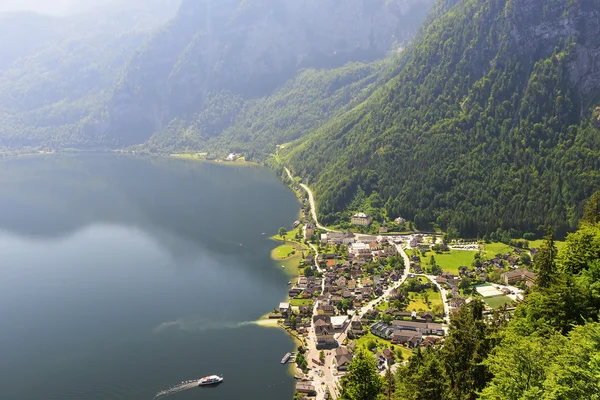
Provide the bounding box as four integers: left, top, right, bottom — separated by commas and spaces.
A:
291, 234, 406, 350
319, 260, 402, 305
288, 275, 321, 301
464, 252, 537, 288
371, 313, 445, 348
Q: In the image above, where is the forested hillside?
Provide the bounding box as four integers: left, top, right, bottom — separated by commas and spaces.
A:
140, 57, 407, 159
2, 0, 600, 241
284, 0, 600, 238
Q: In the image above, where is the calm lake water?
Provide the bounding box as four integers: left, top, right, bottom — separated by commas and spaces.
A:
0, 154, 299, 400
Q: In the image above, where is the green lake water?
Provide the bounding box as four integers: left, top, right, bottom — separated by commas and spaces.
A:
0, 154, 299, 400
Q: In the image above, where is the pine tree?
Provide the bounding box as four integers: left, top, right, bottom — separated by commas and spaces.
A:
581, 191, 600, 226
534, 227, 558, 289
341, 349, 382, 400
442, 301, 489, 400
384, 366, 395, 400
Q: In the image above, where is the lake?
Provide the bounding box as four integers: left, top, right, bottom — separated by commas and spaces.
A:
0, 154, 300, 400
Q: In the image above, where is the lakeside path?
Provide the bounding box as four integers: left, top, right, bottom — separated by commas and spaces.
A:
286, 167, 416, 399
284, 167, 333, 232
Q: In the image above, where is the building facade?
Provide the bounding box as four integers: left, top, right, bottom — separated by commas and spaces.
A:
351, 212, 372, 226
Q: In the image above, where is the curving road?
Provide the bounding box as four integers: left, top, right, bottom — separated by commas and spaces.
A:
285, 167, 332, 232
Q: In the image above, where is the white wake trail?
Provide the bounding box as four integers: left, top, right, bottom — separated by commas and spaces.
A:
153, 380, 198, 399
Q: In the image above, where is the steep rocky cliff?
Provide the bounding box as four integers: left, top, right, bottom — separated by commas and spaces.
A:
107, 0, 434, 145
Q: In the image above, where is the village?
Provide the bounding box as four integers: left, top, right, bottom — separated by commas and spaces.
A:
270, 177, 542, 400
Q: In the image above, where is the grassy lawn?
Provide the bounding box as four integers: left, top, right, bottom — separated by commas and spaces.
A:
484, 240, 566, 259
376, 301, 389, 312
271, 247, 304, 277
484, 295, 515, 309
273, 244, 296, 259
397, 346, 414, 361
170, 153, 205, 160
272, 226, 303, 242
355, 333, 413, 360
290, 298, 314, 307
422, 250, 478, 275
406, 288, 443, 312
483, 242, 515, 258
270, 238, 309, 277
528, 239, 566, 252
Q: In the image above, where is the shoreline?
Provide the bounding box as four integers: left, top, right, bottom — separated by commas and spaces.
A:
0, 149, 262, 167
261, 228, 311, 384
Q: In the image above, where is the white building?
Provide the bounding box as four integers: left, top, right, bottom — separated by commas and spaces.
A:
351, 212, 372, 226
350, 242, 370, 254
331, 315, 349, 330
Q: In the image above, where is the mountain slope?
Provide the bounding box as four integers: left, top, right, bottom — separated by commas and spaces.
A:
140, 56, 408, 159
284, 0, 600, 238
105, 0, 434, 147
0, 0, 181, 152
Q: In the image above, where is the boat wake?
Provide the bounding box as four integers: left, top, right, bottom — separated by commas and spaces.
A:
153, 380, 198, 399
153, 317, 264, 334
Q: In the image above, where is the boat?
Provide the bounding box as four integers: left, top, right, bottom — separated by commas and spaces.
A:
281, 352, 291, 364
198, 375, 224, 386
281, 265, 285, 268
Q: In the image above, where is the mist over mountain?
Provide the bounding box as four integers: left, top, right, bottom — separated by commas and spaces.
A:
0, 0, 433, 151
104, 0, 434, 147
0, 0, 180, 150
0, 0, 123, 16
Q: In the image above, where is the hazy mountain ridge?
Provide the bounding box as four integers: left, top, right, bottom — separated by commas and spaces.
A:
105, 0, 434, 146
0, 0, 181, 150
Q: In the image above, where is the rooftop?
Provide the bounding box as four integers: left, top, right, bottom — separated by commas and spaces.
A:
331, 315, 349, 327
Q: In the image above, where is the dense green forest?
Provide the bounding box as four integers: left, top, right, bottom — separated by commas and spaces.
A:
283, 0, 600, 238
339, 210, 600, 400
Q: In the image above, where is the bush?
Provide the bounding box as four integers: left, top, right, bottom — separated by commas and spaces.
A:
366, 340, 377, 351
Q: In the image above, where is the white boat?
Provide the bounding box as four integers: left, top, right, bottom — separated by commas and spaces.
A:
281, 352, 291, 364
198, 375, 223, 386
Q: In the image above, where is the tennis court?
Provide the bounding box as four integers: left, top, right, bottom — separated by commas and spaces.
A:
475, 284, 503, 298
